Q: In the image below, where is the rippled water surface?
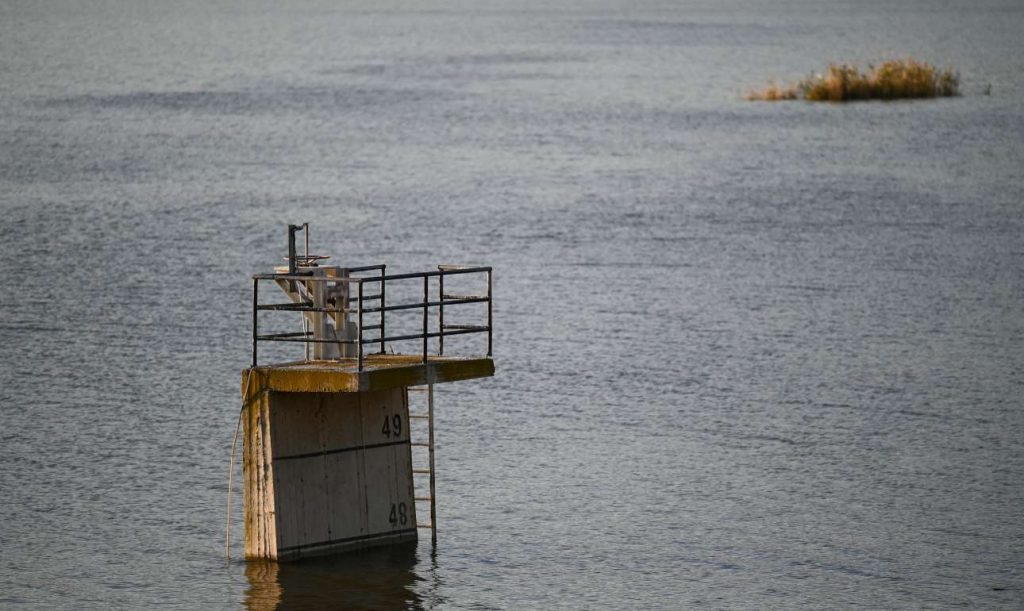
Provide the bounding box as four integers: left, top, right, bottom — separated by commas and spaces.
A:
2, 0, 1023, 609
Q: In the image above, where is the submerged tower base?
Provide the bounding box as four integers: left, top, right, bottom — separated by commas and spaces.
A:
242, 357, 493, 561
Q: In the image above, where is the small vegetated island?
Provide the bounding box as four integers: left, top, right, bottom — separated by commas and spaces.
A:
747, 59, 959, 102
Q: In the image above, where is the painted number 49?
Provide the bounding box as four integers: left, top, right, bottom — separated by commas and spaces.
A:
381, 414, 402, 438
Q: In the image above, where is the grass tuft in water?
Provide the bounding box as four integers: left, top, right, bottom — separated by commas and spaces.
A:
747, 59, 960, 102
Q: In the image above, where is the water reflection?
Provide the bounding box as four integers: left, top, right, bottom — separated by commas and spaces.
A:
245, 543, 426, 611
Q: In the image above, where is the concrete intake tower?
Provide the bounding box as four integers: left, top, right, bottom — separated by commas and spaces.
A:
241, 224, 494, 561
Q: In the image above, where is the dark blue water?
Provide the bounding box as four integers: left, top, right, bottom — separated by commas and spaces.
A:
2, 1, 1023, 608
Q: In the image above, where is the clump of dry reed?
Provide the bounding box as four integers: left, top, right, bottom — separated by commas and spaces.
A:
745, 82, 800, 101
746, 59, 960, 102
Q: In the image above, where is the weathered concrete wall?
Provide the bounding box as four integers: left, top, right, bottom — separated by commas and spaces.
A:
244, 387, 416, 560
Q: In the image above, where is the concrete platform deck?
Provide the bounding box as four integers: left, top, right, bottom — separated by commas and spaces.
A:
243, 354, 494, 393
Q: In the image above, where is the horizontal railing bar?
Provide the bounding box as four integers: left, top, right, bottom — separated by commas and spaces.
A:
345, 264, 387, 273
258, 327, 487, 345
441, 294, 486, 301
255, 331, 311, 339
360, 297, 488, 314
256, 301, 312, 310
436, 327, 489, 338
255, 273, 355, 282
257, 304, 354, 314
369, 331, 428, 343
257, 296, 483, 315
438, 296, 490, 306
365, 327, 487, 344
255, 272, 315, 280
256, 336, 357, 344
253, 267, 491, 283
376, 267, 491, 281
443, 324, 488, 331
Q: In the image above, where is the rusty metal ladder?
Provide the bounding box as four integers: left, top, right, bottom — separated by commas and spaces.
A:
409, 384, 437, 544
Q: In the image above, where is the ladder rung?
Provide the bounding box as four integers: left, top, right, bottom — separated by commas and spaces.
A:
417, 523, 433, 529
415, 496, 433, 501
408, 387, 429, 392
411, 442, 431, 447
413, 468, 431, 474
409, 414, 429, 419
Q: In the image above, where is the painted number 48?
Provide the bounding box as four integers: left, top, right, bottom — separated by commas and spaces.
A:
389, 502, 408, 526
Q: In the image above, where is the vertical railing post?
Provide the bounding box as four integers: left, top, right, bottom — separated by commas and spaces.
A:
428, 383, 437, 545
422, 275, 429, 363
287, 227, 297, 274
310, 277, 324, 360
379, 265, 387, 355
252, 278, 259, 368
357, 280, 364, 371
486, 269, 492, 357
303, 317, 310, 362
438, 269, 445, 356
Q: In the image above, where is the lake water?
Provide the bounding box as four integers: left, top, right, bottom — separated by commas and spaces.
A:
1, 0, 1022, 609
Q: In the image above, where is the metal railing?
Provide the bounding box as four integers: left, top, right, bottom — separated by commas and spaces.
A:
251, 265, 492, 370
